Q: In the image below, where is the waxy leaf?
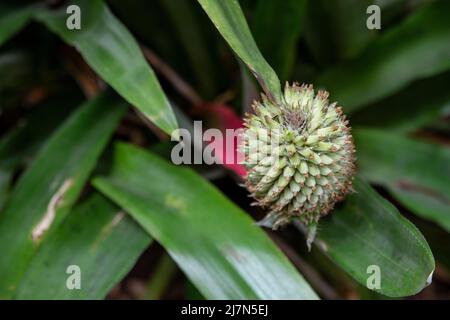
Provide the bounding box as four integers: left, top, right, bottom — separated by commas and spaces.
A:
318, 0, 450, 113
0, 93, 125, 298
94, 142, 318, 300
251, 0, 306, 82
351, 72, 450, 133
313, 177, 435, 297
15, 193, 151, 299
354, 128, 450, 233
0, 94, 80, 210
35, 0, 178, 135
197, 0, 282, 103
304, 0, 376, 66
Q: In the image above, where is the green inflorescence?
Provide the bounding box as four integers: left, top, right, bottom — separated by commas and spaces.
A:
241, 83, 356, 229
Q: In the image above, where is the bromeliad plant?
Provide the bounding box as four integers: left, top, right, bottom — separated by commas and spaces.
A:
0, 0, 449, 300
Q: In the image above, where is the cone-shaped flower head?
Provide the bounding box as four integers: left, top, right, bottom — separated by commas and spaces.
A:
241, 83, 355, 228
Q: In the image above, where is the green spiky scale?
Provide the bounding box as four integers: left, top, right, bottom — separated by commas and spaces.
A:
319, 166, 332, 176
308, 164, 320, 176
241, 83, 355, 229
299, 161, 308, 175
305, 176, 316, 188
289, 181, 301, 193
294, 172, 305, 184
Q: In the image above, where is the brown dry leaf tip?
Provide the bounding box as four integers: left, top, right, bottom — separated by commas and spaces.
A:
240, 83, 356, 230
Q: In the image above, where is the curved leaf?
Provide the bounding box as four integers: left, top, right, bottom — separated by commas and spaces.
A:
35, 0, 177, 135
252, 0, 306, 82
0, 171, 11, 211
0, 93, 126, 298
318, 0, 450, 113
0, 94, 79, 211
93, 142, 318, 300
196, 0, 282, 103
354, 128, 450, 232
304, 0, 376, 66
159, 0, 217, 98
351, 72, 450, 132
15, 193, 151, 299
308, 177, 435, 297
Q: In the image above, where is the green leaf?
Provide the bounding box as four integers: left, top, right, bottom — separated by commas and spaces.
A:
413, 218, 450, 273
312, 177, 435, 297
107, 0, 183, 74
0, 4, 36, 46
34, 0, 177, 135
251, 0, 306, 82
374, 0, 429, 26
144, 253, 178, 300
93, 142, 318, 300
351, 72, 450, 132
304, 0, 376, 66
354, 128, 450, 233
15, 193, 151, 299
0, 170, 12, 211
159, 0, 217, 98
0, 94, 80, 171
196, 0, 282, 103
318, 0, 450, 113
0, 94, 79, 211
0, 93, 126, 298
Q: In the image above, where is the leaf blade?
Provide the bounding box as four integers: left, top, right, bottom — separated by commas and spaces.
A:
351, 72, 450, 132
35, 0, 177, 135
0, 93, 126, 298
354, 128, 450, 232
197, 0, 282, 102
0, 95, 79, 212
252, 0, 306, 82
93, 142, 318, 300
15, 193, 151, 299
318, 0, 450, 113
304, 0, 375, 66
313, 177, 435, 297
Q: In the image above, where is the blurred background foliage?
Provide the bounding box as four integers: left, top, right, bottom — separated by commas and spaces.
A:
0, 0, 449, 299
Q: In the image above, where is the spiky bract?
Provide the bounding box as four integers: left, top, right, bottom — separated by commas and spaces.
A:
240, 83, 355, 228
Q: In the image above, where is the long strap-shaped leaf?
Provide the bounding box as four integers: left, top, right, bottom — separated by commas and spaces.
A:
355, 128, 450, 233
318, 0, 450, 113
304, 0, 375, 66
34, 0, 178, 135
196, 0, 282, 103
93, 143, 318, 300
15, 193, 151, 299
0, 94, 80, 211
160, 0, 217, 98
0, 93, 126, 298
351, 72, 450, 133
308, 177, 435, 297
251, 0, 306, 82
